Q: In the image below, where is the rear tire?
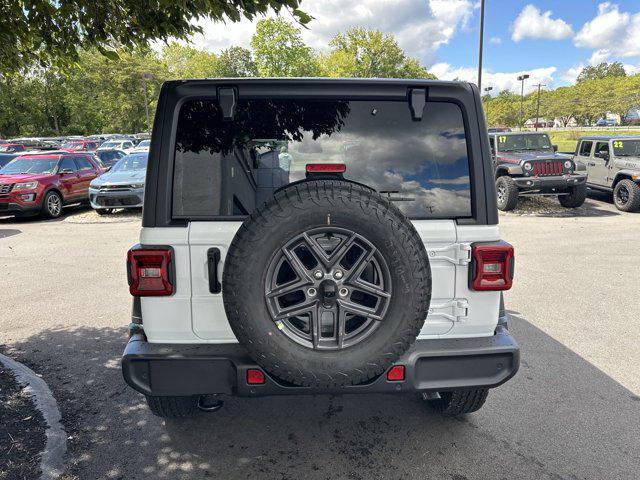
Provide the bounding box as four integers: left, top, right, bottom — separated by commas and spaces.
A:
422, 389, 489, 416
613, 179, 640, 212
95, 208, 113, 215
495, 176, 519, 211
145, 395, 198, 418
558, 184, 586, 208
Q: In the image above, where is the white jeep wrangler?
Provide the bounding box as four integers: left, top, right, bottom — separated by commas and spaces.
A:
122, 79, 519, 418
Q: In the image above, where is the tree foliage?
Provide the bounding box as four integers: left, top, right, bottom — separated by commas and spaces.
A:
483, 72, 640, 128
576, 62, 626, 83
322, 28, 435, 79
0, 18, 435, 137
0, 0, 310, 74
251, 18, 320, 77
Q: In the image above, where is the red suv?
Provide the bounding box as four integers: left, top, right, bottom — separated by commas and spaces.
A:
61, 140, 101, 151
0, 152, 105, 218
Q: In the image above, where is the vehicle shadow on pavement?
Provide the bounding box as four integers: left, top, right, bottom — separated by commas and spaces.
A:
0, 204, 91, 224
501, 197, 619, 218
3, 316, 639, 480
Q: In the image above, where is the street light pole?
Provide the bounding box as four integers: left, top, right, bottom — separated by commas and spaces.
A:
477, 0, 485, 91
517, 74, 529, 130
141, 73, 153, 134
534, 83, 546, 131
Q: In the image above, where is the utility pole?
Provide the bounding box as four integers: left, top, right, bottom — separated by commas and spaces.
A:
534, 83, 546, 131
477, 0, 485, 91
141, 73, 153, 134
517, 74, 529, 130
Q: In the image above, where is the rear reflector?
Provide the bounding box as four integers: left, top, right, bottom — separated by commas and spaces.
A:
306, 163, 346, 173
247, 369, 266, 385
470, 241, 514, 291
127, 247, 174, 296
386, 365, 405, 381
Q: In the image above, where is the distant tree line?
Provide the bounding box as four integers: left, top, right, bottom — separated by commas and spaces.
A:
0, 18, 434, 138
483, 62, 640, 127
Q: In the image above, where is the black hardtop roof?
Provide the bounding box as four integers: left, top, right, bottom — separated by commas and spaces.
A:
579, 135, 640, 141
168, 77, 465, 87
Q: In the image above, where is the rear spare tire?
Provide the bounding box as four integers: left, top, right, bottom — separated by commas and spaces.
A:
223, 180, 432, 388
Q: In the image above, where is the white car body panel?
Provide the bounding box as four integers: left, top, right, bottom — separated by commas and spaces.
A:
140, 220, 503, 344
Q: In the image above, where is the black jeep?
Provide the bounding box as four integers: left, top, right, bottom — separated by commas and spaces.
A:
488, 132, 587, 211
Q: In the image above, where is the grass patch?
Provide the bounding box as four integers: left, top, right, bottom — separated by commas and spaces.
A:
547, 130, 640, 153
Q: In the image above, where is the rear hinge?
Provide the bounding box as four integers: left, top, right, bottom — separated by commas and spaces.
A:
428, 299, 469, 323
427, 243, 471, 265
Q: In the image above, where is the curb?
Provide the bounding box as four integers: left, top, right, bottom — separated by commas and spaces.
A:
0, 353, 67, 480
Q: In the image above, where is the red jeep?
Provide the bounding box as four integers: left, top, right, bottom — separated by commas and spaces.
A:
0, 151, 105, 218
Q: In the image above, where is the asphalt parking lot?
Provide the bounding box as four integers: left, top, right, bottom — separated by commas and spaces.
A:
1, 193, 639, 480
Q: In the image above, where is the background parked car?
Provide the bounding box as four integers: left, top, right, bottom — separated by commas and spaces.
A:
89, 152, 147, 214
97, 139, 135, 151
0, 151, 104, 218
0, 143, 27, 153
574, 136, 640, 211
95, 149, 127, 169
129, 139, 150, 153
61, 140, 101, 151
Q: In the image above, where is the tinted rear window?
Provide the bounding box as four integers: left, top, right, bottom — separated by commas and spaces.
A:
172, 98, 472, 219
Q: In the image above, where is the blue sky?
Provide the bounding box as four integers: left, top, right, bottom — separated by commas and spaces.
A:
189, 1, 640, 93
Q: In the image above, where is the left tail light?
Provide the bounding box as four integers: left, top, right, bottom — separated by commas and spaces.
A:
469, 241, 514, 291
127, 246, 174, 296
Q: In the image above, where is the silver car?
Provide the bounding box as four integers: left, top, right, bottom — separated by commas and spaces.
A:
89, 152, 147, 214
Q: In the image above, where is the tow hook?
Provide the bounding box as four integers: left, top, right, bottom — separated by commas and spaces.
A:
197, 394, 224, 412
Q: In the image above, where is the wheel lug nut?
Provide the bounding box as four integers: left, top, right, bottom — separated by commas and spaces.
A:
307, 288, 317, 297
313, 270, 323, 279
333, 270, 344, 280
339, 287, 349, 297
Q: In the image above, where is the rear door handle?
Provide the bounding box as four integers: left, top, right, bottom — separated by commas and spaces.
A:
207, 248, 221, 294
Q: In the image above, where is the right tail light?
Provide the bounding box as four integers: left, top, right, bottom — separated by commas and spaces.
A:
470, 241, 514, 291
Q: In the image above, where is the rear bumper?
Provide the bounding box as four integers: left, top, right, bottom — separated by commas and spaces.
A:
514, 173, 586, 192
122, 324, 520, 397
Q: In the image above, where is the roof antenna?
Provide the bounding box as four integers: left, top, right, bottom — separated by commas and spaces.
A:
218, 87, 237, 121
409, 88, 427, 121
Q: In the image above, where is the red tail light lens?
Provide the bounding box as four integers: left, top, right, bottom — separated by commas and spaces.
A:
306, 163, 346, 173
247, 369, 266, 385
127, 247, 174, 296
470, 241, 514, 291
386, 365, 405, 381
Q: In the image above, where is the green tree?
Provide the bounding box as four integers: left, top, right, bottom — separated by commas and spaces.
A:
162, 43, 219, 78
216, 47, 258, 77
576, 62, 626, 83
322, 28, 435, 79
62, 49, 168, 134
251, 18, 320, 77
484, 90, 521, 127
1, 0, 310, 74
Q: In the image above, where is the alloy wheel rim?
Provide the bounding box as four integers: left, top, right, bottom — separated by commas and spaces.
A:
47, 195, 61, 216
264, 227, 392, 350
617, 185, 629, 205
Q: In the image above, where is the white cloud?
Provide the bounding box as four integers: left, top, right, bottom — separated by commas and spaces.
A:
574, 3, 640, 62
511, 4, 573, 42
189, 0, 475, 62
561, 63, 586, 84
489, 37, 502, 44
430, 63, 557, 94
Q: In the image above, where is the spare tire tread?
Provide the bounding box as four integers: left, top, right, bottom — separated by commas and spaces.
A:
223, 180, 431, 387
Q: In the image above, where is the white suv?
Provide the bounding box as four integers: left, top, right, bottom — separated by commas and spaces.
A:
122, 79, 520, 418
